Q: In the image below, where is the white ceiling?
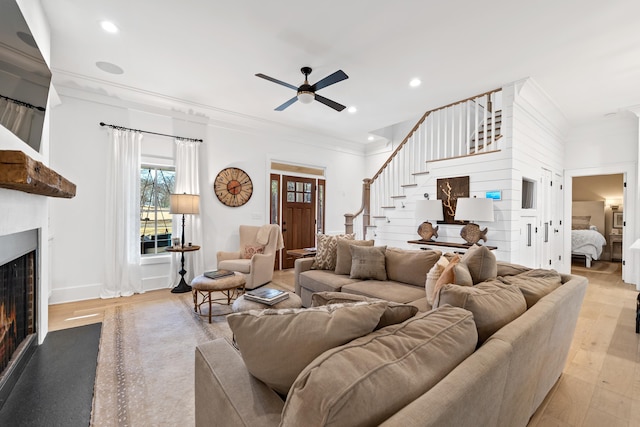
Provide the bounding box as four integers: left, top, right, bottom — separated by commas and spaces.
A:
40, 0, 640, 144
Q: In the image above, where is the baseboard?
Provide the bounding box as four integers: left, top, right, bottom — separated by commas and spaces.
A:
49, 276, 172, 304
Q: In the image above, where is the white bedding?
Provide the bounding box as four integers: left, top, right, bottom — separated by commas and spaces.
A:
571, 229, 607, 261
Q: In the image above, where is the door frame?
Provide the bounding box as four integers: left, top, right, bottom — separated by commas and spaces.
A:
269, 161, 326, 270
564, 162, 636, 285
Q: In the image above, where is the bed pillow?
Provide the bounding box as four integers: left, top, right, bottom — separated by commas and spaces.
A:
572, 215, 591, 230
227, 301, 387, 395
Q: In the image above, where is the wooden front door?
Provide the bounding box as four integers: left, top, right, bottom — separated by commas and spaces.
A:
282, 175, 316, 268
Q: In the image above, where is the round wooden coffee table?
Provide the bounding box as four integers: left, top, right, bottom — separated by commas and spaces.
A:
191, 272, 246, 323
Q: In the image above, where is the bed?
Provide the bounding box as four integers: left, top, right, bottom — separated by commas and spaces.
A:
571, 201, 607, 268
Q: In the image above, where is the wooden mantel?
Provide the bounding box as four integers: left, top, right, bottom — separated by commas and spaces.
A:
0, 150, 76, 198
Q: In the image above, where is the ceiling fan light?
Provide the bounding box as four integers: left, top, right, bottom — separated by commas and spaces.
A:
297, 91, 315, 104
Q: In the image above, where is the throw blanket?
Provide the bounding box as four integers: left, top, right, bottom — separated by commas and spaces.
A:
256, 224, 285, 250
571, 229, 606, 260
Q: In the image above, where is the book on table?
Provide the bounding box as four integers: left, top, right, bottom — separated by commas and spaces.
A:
204, 269, 234, 279
244, 288, 289, 305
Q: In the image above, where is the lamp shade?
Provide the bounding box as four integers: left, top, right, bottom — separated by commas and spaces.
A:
415, 199, 444, 221
454, 198, 494, 222
170, 193, 200, 215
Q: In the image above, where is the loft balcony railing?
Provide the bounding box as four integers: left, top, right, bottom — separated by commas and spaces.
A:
345, 88, 503, 238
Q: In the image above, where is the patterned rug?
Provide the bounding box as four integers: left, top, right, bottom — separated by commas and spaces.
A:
90, 292, 233, 426
91, 280, 293, 426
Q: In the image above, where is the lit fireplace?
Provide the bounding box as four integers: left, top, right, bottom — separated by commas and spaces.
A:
0, 230, 38, 408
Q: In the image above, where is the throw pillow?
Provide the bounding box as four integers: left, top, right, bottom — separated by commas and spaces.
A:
453, 262, 473, 286
242, 244, 264, 259
425, 255, 449, 305
459, 244, 497, 284
227, 301, 387, 395
334, 239, 374, 275
432, 254, 461, 305
310, 291, 419, 329
281, 306, 477, 427
385, 247, 442, 287
311, 234, 355, 270
434, 279, 527, 345
498, 269, 562, 308
350, 245, 387, 281
571, 215, 591, 230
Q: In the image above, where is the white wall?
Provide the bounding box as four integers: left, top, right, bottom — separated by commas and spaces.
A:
48, 89, 366, 303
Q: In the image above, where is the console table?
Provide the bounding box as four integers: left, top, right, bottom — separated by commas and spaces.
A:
166, 245, 201, 293
407, 240, 497, 253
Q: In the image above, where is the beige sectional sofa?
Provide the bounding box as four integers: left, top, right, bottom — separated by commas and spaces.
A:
195, 243, 587, 426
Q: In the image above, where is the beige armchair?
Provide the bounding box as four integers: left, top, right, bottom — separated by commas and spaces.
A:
217, 225, 283, 290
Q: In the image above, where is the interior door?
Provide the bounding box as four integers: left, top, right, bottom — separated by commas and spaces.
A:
282, 175, 316, 269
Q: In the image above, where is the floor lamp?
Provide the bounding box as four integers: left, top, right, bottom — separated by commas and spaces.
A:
169, 193, 200, 293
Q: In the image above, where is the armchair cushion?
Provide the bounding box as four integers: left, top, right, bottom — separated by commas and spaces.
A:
217, 259, 251, 274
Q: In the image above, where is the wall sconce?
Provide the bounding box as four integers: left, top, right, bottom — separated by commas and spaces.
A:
415, 199, 443, 241
454, 197, 494, 245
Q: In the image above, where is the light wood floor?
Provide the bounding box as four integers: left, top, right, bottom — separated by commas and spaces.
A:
49, 264, 639, 426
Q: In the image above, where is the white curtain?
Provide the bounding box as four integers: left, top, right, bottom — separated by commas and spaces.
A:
170, 139, 204, 286
0, 98, 34, 142
103, 129, 143, 298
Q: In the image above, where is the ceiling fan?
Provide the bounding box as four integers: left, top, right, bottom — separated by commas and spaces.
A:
255, 67, 349, 112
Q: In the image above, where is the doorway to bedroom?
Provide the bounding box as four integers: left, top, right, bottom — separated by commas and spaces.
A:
570, 173, 624, 277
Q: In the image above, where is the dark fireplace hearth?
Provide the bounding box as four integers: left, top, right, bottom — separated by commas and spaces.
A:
0, 230, 38, 409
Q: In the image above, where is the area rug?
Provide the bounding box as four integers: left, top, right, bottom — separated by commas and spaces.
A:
91, 293, 233, 426
91, 279, 293, 426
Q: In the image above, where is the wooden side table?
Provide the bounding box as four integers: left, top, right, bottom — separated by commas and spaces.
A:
166, 245, 201, 293
286, 248, 317, 259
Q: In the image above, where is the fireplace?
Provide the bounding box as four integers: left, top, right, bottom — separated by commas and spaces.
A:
0, 229, 38, 408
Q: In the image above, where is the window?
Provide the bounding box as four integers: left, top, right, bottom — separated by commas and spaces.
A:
140, 166, 175, 255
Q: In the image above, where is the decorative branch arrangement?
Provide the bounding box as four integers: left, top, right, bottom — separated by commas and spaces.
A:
437, 176, 469, 224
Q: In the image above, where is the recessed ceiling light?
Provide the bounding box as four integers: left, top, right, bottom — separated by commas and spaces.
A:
100, 20, 119, 34
409, 78, 421, 87
347, 106, 357, 113
96, 61, 124, 75
367, 136, 374, 141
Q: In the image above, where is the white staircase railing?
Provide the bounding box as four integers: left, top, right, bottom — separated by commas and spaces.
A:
346, 88, 502, 238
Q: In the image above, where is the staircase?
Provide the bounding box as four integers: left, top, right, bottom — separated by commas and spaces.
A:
345, 88, 503, 238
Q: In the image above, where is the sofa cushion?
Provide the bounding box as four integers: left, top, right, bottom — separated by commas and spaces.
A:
299, 269, 362, 293
311, 234, 354, 270
425, 255, 450, 305
350, 245, 387, 281
334, 239, 375, 275
342, 280, 427, 304
459, 244, 497, 284
385, 247, 442, 287
281, 306, 478, 427
435, 279, 527, 345
227, 301, 387, 395
498, 269, 562, 308
496, 261, 532, 277
311, 291, 419, 329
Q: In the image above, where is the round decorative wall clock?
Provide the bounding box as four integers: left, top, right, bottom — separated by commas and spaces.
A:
214, 167, 253, 207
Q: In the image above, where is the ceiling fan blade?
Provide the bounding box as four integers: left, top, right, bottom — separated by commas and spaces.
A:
275, 96, 298, 111
315, 94, 346, 112
311, 70, 348, 91
255, 73, 298, 91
